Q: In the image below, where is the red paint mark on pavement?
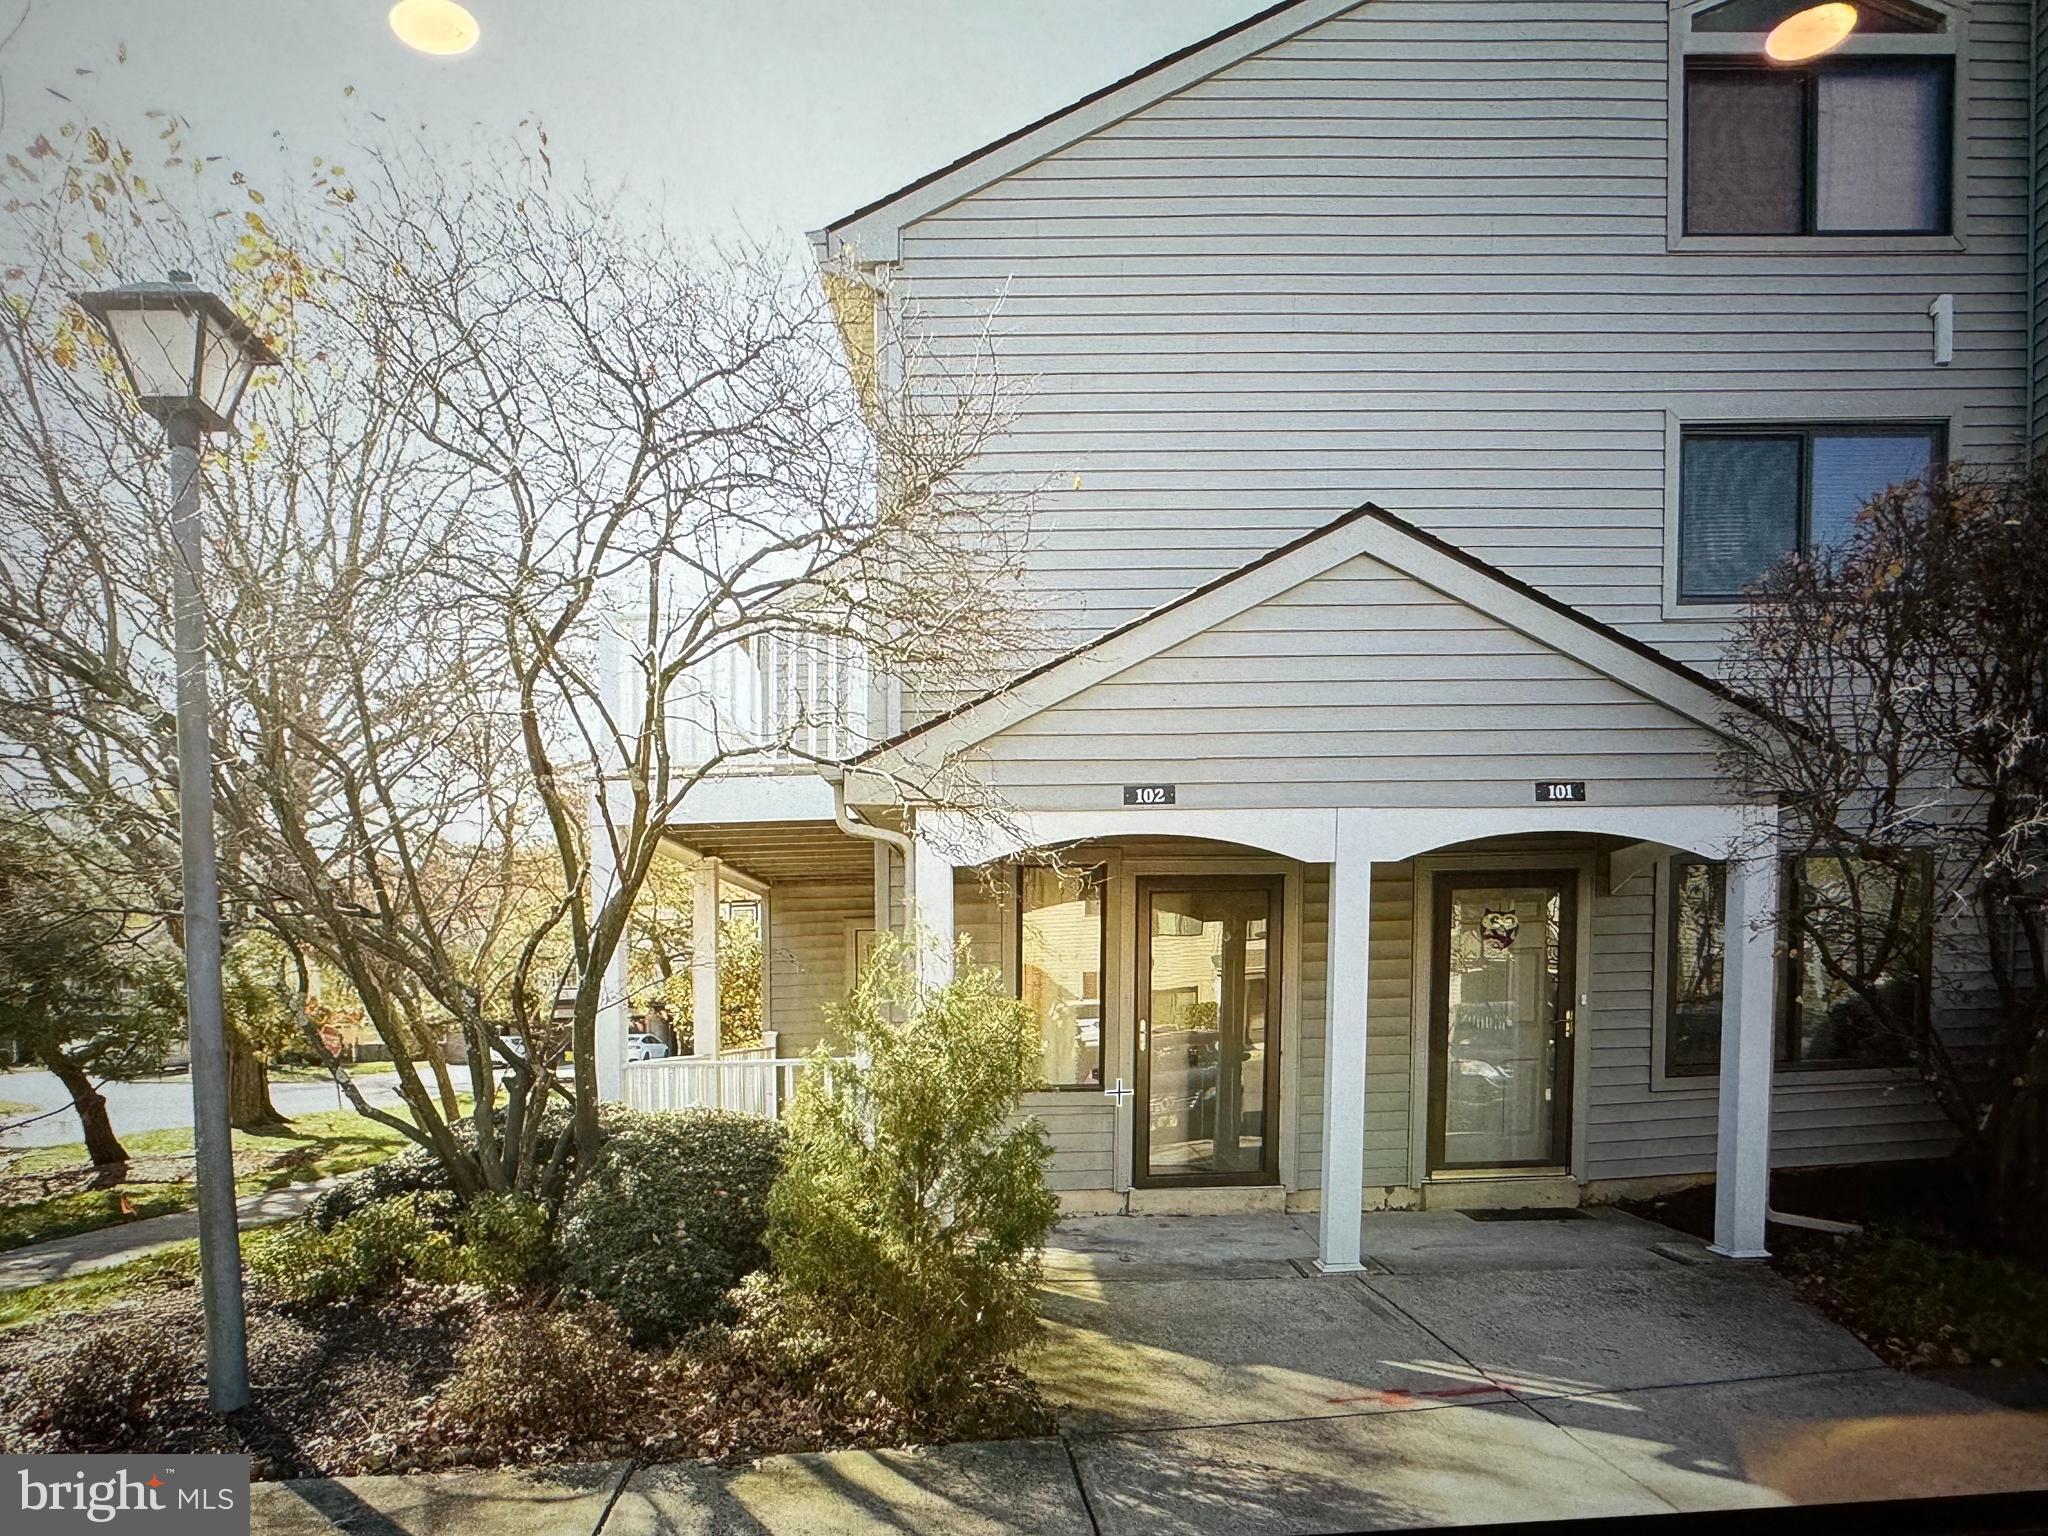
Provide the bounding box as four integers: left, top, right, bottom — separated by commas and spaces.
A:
1327, 1381, 1504, 1407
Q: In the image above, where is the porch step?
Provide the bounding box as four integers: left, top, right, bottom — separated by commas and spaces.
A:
1419, 1174, 1581, 1213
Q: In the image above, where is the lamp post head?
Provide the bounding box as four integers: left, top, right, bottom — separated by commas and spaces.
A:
72, 272, 280, 433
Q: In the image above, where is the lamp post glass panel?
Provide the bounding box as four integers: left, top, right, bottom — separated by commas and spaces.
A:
72, 272, 278, 1414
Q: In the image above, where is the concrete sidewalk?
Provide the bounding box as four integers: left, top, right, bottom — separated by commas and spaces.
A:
0, 1177, 338, 1292
248, 1208, 2048, 1534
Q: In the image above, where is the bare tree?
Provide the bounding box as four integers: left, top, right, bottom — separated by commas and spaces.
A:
0, 115, 1042, 1200
1718, 461, 2048, 1248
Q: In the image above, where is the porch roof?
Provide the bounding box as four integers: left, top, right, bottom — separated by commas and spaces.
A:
854, 502, 1761, 786
663, 819, 873, 886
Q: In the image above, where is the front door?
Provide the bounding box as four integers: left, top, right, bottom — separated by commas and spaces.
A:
1134, 876, 1283, 1186
1428, 872, 1577, 1173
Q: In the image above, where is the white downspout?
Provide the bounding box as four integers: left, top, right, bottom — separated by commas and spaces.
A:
1767, 1205, 1864, 1237
827, 769, 916, 928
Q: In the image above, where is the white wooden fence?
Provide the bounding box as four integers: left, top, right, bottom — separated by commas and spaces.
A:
621, 1055, 824, 1119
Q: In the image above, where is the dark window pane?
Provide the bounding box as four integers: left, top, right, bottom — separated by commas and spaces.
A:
1680, 434, 1802, 600
1788, 856, 1924, 1067
1816, 65, 1948, 233
1808, 428, 1940, 557
1693, 0, 1942, 32
1020, 865, 1104, 1087
1687, 68, 1806, 235
1667, 859, 1727, 1076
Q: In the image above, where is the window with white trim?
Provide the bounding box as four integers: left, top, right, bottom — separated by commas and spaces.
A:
1680, 0, 1954, 238
1677, 422, 1944, 603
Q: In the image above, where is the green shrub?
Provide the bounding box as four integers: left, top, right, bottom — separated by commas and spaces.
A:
27, 1321, 188, 1446
557, 1109, 783, 1344
757, 940, 1059, 1411
249, 1193, 459, 1305
308, 1139, 459, 1230
254, 1189, 554, 1305
436, 1302, 646, 1451
459, 1192, 553, 1296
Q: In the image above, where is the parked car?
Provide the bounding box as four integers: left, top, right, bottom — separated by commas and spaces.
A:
626, 1032, 671, 1062
494, 1033, 567, 1091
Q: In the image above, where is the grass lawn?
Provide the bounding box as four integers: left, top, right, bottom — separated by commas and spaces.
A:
0, 1108, 429, 1255
0, 1240, 200, 1331
0, 1099, 35, 1117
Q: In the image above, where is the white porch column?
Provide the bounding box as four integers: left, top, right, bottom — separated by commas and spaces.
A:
693, 857, 722, 1059
590, 793, 629, 1103
1712, 846, 1780, 1259
911, 833, 955, 993
1318, 808, 1374, 1273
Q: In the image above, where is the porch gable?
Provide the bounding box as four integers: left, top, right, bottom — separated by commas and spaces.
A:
856, 504, 1749, 811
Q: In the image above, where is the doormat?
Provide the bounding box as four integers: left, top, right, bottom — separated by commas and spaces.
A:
1461, 1207, 1586, 1222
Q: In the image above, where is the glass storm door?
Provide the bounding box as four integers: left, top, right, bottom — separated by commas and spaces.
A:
1135, 877, 1283, 1186
1428, 873, 1577, 1173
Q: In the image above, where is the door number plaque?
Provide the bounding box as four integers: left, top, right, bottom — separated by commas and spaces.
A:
1123, 784, 1176, 806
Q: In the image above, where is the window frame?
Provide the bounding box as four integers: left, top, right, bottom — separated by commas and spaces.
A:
1660, 854, 1730, 1081
1652, 853, 1932, 1088
1674, 418, 1948, 606
1682, 55, 1954, 240
1015, 860, 1109, 1092
1778, 850, 1933, 1071
1668, 0, 1965, 255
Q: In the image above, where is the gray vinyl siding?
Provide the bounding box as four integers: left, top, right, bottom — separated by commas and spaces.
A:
979, 552, 1728, 809
2033, 0, 2048, 453
892, 0, 2032, 675
766, 879, 871, 1052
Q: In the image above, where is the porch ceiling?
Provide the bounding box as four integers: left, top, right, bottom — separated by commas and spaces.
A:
662, 819, 874, 886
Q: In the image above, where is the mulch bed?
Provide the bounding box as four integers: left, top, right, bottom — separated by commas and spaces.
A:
1621, 1162, 2048, 1375
0, 1267, 1053, 1478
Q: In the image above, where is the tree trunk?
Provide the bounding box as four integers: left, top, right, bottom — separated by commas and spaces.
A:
227, 1024, 285, 1130
413, 1019, 461, 1121
43, 1051, 128, 1166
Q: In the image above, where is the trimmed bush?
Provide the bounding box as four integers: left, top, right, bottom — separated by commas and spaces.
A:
27, 1321, 187, 1446
252, 1189, 553, 1305
436, 1302, 646, 1450
458, 1192, 553, 1296
557, 1109, 783, 1344
756, 940, 1059, 1411
308, 1139, 460, 1230
249, 1193, 460, 1305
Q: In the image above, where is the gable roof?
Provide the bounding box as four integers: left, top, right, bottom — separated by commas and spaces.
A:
813, 0, 1363, 263
854, 503, 1760, 777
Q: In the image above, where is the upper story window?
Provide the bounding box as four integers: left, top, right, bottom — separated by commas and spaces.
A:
1681, 0, 1953, 238
1677, 422, 1944, 603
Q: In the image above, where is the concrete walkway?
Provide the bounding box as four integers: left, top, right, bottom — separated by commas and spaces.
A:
0, 1177, 338, 1291
248, 1208, 2048, 1534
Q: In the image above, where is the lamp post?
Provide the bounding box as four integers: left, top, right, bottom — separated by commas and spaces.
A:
73, 272, 278, 1414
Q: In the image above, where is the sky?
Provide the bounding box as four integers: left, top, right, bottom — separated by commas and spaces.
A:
0, 0, 1256, 244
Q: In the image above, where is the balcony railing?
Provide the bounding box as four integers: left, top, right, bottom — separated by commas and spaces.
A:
666, 632, 876, 770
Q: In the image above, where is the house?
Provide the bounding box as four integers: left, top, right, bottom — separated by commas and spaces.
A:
596, 0, 2043, 1274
